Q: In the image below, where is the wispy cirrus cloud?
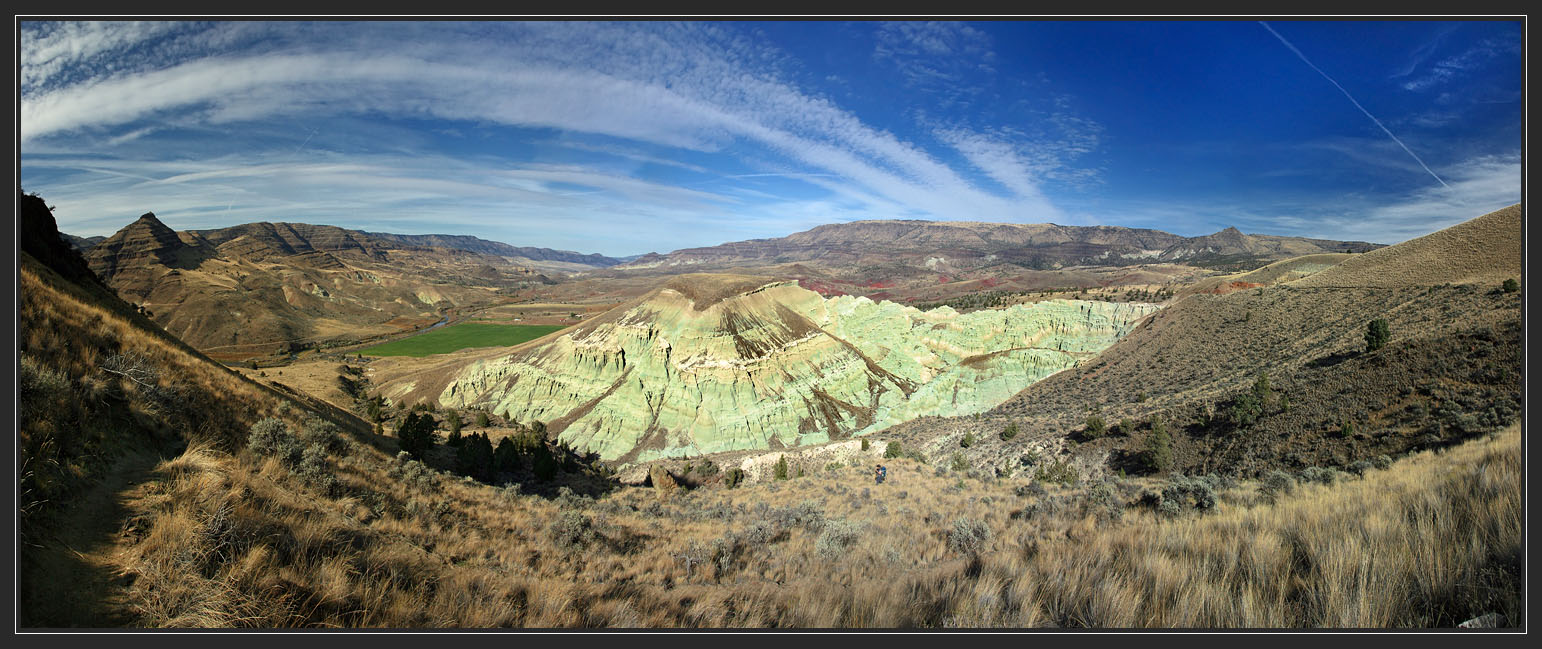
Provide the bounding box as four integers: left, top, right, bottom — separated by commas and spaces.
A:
1399, 32, 1522, 92
22, 20, 1082, 256
873, 21, 996, 101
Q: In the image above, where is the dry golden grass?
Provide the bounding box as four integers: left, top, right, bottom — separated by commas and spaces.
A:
1293, 204, 1521, 288
95, 420, 1520, 628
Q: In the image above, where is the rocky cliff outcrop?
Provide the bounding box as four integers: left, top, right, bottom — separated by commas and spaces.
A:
439, 274, 1157, 463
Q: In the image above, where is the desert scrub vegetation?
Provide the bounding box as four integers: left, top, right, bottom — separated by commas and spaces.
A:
968, 283, 1520, 478
87, 419, 1520, 627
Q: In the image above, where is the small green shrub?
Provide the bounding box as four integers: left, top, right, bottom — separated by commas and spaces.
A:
395, 412, 438, 461
1034, 458, 1078, 486
959, 432, 975, 448
1084, 413, 1106, 439
774, 455, 790, 481
724, 467, 745, 489
1160, 475, 1217, 516
300, 417, 347, 455
1143, 417, 1173, 473
860, 438, 870, 451
950, 452, 969, 472
1365, 318, 1390, 352
1502, 278, 1519, 293
884, 441, 902, 459
1000, 422, 1018, 441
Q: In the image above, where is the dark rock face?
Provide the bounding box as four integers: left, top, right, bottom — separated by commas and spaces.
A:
19, 192, 106, 289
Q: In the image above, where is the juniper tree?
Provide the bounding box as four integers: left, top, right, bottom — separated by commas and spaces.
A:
1365, 318, 1390, 352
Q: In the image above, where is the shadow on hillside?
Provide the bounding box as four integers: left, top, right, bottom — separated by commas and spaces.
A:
1104, 448, 1154, 477
18, 446, 177, 628
1305, 351, 1358, 369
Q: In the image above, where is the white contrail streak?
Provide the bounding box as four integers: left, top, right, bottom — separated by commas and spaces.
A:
292, 126, 319, 155
1260, 21, 1455, 193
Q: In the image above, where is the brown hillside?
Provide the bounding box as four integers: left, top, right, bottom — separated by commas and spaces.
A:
84, 214, 549, 355
1293, 204, 1521, 288
876, 204, 1522, 480
1178, 253, 1355, 297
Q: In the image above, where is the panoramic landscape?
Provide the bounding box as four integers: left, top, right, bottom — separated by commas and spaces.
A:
16, 19, 1524, 630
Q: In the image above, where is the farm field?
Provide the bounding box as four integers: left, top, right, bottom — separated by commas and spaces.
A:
358, 322, 566, 357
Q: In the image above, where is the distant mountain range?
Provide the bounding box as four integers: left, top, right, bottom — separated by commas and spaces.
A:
615, 220, 1381, 274
357, 231, 626, 269
66, 224, 625, 273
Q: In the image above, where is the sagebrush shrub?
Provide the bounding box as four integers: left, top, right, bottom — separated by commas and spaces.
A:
549, 511, 595, 552
248, 418, 302, 466
816, 519, 865, 561
1160, 475, 1217, 515
1260, 470, 1295, 500
947, 517, 990, 555
1300, 466, 1338, 485
1084, 413, 1106, 439
301, 417, 347, 456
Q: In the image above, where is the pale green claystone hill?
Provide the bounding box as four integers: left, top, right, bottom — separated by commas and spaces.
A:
440, 279, 1158, 462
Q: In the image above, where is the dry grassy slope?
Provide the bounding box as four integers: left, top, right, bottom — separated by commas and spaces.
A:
1293, 204, 1521, 288
18, 194, 372, 627
876, 204, 1522, 479
89, 417, 1522, 628
1178, 253, 1355, 297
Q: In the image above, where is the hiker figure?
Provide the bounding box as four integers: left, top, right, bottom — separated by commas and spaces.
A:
875, 464, 887, 485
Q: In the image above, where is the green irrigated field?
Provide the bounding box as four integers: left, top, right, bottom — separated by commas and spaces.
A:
359, 323, 566, 357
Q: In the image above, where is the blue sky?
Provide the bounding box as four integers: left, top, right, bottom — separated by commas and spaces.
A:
19, 20, 1523, 257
